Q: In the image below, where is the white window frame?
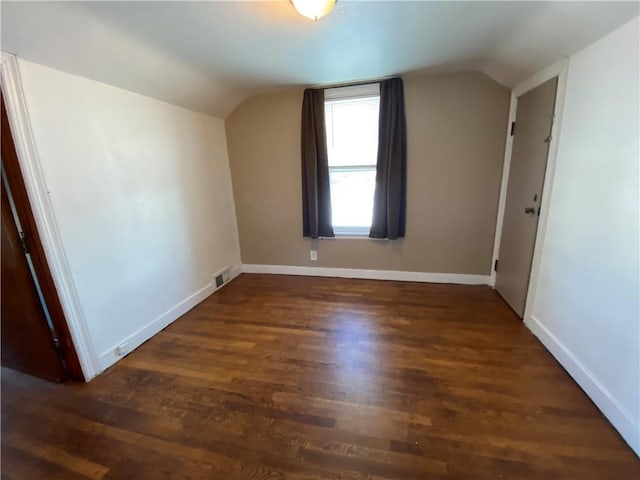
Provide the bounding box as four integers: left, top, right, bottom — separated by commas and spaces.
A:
324, 83, 380, 237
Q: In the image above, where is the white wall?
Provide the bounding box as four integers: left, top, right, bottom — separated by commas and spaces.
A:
17, 59, 242, 375
526, 17, 639, 454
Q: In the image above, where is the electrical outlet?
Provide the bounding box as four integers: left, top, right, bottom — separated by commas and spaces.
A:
115, 342, 129, 357
310, 250, 318, 261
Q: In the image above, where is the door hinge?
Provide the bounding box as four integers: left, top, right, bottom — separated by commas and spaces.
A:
18, 231, 29, 254
494, 259, 499, 272
510, 122, 516, 136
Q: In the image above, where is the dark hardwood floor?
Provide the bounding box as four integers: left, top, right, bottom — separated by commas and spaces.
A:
2, 274, 638, 479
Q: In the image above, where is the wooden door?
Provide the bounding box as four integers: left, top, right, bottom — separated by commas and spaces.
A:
1, 175, 66, 381
495, 78, 557, 317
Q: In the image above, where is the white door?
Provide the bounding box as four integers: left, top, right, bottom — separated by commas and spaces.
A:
495, 78, 558, 317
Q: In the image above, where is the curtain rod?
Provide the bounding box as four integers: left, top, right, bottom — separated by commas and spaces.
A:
308, 75, 397, 90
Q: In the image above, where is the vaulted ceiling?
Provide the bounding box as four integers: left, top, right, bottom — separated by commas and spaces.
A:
2, 1, 638, 117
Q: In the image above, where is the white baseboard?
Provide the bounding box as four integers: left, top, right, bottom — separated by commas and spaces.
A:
97, 265, 242, 372
241, 264, 489, 285
526, 315, 639, 456
225, 264, 243, 284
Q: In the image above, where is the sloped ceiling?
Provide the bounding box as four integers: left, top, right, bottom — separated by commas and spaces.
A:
2, 1, 638, 118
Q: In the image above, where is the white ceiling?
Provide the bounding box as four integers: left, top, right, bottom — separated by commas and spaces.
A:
2, 1, 638, 118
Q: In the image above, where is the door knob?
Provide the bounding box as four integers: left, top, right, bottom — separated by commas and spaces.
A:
524, 207, 536, 214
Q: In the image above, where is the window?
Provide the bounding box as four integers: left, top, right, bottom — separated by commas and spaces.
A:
325, 84, 380, 235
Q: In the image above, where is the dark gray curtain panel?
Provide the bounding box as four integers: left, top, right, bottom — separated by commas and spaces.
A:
370, 77, 407, 239
301, 88, 334, 238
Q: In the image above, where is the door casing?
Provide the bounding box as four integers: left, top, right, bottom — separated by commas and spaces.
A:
490, 59, 570, 325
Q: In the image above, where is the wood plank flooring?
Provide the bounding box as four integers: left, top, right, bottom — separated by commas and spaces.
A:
2, 273, 638, 479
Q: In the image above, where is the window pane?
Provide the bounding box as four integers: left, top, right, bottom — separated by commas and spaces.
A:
326, 96, 379, 167
329, 168, 376, 228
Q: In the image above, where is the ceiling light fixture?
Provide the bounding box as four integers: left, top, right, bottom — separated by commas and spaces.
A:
292, 0, 336, 21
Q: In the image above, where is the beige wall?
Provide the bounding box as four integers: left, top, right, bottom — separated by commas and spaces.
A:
226, 71, 509, 275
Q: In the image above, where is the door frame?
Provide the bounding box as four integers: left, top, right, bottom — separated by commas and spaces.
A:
489, 58, 569, 322
1, 53, 99, 380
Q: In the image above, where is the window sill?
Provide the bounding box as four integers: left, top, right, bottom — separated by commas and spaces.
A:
333, 226, 370, 236
320, 234, 389, 241
335, 234, 368, 239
